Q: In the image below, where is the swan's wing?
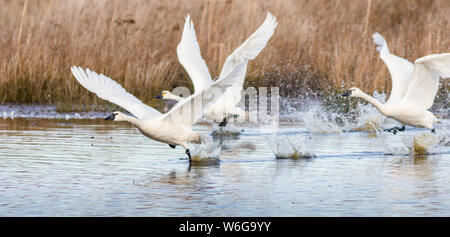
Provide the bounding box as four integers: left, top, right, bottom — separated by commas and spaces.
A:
372, 32, 414, 103
218, 12, 277, 81
162, 62, 246, 125
402, 53, 450, 109
176, 15, 213, 93
71, 66, 162, 120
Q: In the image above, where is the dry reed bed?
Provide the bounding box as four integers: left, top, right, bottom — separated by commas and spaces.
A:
0, 0, 448, 111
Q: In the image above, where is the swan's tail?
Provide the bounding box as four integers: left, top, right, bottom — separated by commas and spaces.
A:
372, 32, 390, 55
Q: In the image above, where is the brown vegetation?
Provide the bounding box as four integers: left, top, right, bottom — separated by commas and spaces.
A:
0, 0, 448, 110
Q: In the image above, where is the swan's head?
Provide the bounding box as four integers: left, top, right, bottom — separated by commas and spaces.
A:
154, 90, 171, 99
342, 87, 363, 98
105, 111, 126, 122
155, 90, 184, 101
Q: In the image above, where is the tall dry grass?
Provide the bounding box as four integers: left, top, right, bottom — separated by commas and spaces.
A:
0, 0, 449, 110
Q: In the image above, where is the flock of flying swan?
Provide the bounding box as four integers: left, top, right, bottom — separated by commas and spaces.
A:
70, 12, 450, 163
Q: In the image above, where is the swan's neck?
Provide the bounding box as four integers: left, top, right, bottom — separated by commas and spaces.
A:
119, 114, 141, 126
357, 92, 386, 114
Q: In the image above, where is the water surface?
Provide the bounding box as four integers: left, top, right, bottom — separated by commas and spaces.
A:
0, 116, 449, 216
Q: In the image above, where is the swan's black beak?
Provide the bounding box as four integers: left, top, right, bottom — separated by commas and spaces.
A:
105, 113, 116, 121
342, 90, 352, 97
154, 93, 163, 99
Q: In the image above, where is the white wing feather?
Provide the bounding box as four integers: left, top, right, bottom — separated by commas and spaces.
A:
162, 62, 246, 125
372, 32, 414, 103
70, 66, 162, 120
402, 53, 450, 109
211, 12, 277, 116
176, 15, 213, 93
218, 12, 277, 82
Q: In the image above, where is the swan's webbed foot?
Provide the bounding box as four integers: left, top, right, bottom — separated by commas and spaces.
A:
186, 149, 191, 162
169, 144, 176, 149
384, 126, 405, 135
431, 128, 436, 133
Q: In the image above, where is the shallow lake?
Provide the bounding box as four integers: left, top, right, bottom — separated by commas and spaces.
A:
0, 112, 449, 216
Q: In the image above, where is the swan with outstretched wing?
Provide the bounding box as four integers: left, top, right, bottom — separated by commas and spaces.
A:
372, 32, 414, 104
343, 33, 449, 134
71, 61, 245, 163
156, 13, 277, 126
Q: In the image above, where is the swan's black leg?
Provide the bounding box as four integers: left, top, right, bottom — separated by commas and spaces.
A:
219, 117, 227, 127
219, 114, 239, 127
384, 125, 405, 135
431, 128, 436, 133
186, 149, 191, 162
383, 127, 396, 134
169, 144, 176, 149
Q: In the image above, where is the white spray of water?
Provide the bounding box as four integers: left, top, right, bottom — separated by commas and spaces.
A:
278, 92, 390, 135
437, 119, 450, 147
266, 135, 316, 159
189, 136, 221, 165
380, 132, 440, 157
402, 133, 440, 157
302, 109, 344, 134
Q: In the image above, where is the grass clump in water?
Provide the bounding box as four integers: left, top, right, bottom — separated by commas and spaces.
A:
275, 148, 316, 159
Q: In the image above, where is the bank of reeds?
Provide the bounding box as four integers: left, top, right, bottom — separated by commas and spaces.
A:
0, 0, 448, 111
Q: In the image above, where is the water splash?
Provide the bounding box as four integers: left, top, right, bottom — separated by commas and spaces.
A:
267, 135, 316, 159
439, 134, 450, 147
280, 98, 346, 134
189, 142, 221, 166
302, 110, 344, 134
402, 132, 439, 157
211, 123, 242, 137
353, 105, 384, 134
279, 92, 389, 135
381, 132, 440, 157
437, 119, 450, 146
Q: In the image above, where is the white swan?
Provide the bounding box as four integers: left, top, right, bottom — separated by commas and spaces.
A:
70, 62, 245, 162
343, 33, 450, 134
155, 13, 277, 127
